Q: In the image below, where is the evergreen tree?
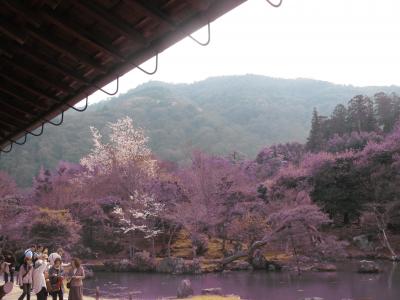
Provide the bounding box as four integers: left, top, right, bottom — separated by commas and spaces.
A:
306, 108, 324, 152
330, 104, 348, 135
392, 93, 400, 127
374, 92, 394, 132
347, 95, 376, 133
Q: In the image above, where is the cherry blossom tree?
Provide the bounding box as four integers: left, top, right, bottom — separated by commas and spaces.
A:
80, 117, 163, 256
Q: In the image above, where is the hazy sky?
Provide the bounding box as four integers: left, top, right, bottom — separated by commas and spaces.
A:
88, 0, 400, 104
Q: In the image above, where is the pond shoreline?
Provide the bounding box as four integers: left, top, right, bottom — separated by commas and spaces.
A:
84, 255, 395, 276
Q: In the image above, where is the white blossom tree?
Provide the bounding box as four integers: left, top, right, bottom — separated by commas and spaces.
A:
81, 117, 163, 256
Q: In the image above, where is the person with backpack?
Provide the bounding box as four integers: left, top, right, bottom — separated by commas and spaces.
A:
48, 258, 64, 300
24, 245, 37, 260
18, 256, 33, 300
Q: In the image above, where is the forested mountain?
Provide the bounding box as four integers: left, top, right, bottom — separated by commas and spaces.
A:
2, 74, 400, 186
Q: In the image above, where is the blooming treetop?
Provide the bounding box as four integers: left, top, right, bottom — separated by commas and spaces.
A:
80, 117, 156, 176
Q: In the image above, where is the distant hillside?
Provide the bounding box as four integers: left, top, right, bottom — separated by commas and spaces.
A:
2, 74, 400, 186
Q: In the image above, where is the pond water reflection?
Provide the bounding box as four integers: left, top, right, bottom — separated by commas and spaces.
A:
84, 261, 400, 300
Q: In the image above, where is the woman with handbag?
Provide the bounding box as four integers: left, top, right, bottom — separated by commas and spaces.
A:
48, 258, 64, 300
67, 258, 85, 300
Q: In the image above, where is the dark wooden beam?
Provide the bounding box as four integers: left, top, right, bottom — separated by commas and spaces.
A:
0, 19, 26, 45
184, 0, 212, 11
0, 111, 28, 127
28, 28, 107, 74
1, 55, 74, 94
72, 1, 148, 45
123, 0, 176, 30
0, 41, 87, 86
37, 8, 126, 63
0, 86, 46, 111
0, 97, 34, 117
0, 73, 59, 105
3, 0, 107, 73
0, 118, 17, 131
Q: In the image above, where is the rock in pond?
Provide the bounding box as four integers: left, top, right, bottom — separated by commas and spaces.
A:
225, 260, 252, 271
156, 257, 201, 274
312, 263, 337, 272
353, 234, 374, 251
201, 288, 223, 295
251, 249, 268, 269
177, 279, 194, 299
357, 260, 380, 273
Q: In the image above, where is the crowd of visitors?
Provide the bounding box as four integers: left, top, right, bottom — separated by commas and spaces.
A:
0, 245, 85, 300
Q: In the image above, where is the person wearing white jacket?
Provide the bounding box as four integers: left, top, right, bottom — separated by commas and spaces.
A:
32, 256, 48, 300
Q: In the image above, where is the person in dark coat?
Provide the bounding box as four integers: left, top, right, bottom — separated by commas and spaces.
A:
2, 250, 16, 283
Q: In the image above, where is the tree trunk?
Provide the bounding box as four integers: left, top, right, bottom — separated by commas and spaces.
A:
151, 238, 156, 258
290, 232, 301, 275
129, 233, 135, 259
218, 225, 288, 266
381, 227, 397, 259
374, 209, 397, 260
167, 226, 177, 258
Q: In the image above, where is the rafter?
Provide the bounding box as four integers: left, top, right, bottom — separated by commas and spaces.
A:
0, 97, 34, 117
72, 1, 147, 45
28, 28, 107, 74
0, 86, 46, 111
0, 118, 17, 131
37, 7, 126, 63
1, 55, 74, 94
0, 41, 87, 86
0, 74, 58, 105
123, 0, 176, 30
0, 111, 28, 127
3, 1, 107, 73
0, 19, 26, 45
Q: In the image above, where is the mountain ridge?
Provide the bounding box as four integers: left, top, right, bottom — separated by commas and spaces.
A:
2, 74, 400, 186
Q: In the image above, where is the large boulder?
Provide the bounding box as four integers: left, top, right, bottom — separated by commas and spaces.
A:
357, 260, 380, 273
177, 279, 194, 298
131, 252, 156, 272
353, 234, 374, 251
201, 288, 222, 295
156, 257, 201, 274
268, 261, 282, 271
103, 252, 156, 272
104, 259, 133, 272
191, 233, 209, 256
225, 260, 252, 271
251, 249, 268, 269
312, 263, 337, 272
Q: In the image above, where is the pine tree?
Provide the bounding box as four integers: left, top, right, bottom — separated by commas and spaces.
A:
392, 93, 400, 127
374, 92, 394, 132
330, 104, 348, 135
306, 108, 324, 152
347, 95, 377, 133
